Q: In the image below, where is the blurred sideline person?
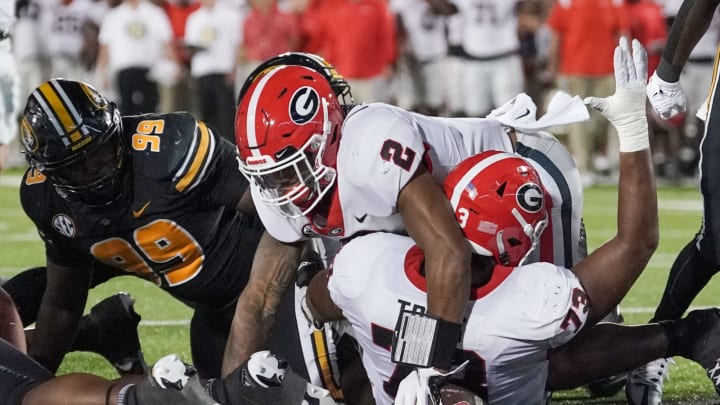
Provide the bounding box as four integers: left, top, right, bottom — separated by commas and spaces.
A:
0, 0, 19, 172
304, 39, 720, 404
95, 0, 174, 114
391, 0, 448, 116
184, 0, 242, 144
628, 0, 720, 403
16, 78, 318, 383
544, 0, 629, 183
0, 286, 335, 405
40, 0, 93, 81
425, 0, 526, 117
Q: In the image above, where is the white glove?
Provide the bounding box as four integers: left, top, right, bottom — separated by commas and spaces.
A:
150, 354, 193, 390
584, 37, 649, 152
146, 354, 220, 405
394, 367, 445, 405
647, 70, 687, 119
245, 350, 288, 388
394, 362, 468, 405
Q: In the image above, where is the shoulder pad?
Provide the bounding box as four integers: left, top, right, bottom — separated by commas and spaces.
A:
126, 113, 217, 193
340, 104, 424, 189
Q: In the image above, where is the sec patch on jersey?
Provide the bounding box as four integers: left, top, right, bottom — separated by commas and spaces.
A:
440, 384, 485, 405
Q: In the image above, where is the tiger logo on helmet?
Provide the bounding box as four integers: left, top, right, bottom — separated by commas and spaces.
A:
444, 150, 549, 267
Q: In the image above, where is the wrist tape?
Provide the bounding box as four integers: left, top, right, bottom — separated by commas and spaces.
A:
391, 310, 463, 370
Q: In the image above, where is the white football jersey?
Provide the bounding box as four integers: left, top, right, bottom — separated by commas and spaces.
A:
452, 0, 521, 57
327, 232, 588, 405
253, 102, 512, 243
0, 0, 13, 34
517, 131, 585, 267
393, 0, 447, 62
40, 0, 91, 58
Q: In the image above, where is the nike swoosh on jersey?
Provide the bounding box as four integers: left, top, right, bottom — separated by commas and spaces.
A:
516, 108, 531, 119
132, 201, 151, 218
355, 214, 368, 223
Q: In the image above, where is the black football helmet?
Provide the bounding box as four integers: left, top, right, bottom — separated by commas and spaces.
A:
20, 78, 128, 206
237, 52, 353, 105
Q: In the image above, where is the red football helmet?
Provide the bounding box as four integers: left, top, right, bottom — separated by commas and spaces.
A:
235, 65, 345, 218
443, 151, 548, 267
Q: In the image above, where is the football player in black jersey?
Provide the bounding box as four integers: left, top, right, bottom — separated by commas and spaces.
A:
17, 78, 264, 379
0, 285, 334, 405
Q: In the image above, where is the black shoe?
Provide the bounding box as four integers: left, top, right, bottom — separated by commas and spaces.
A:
682, 308, 720, 396
586, 372, 629, 398
89, 292, 148, 375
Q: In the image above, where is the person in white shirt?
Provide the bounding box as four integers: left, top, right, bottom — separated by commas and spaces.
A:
427, 0, 526, 117
184, 0, 243, 143
95, 0, 174, 114
392, 0, 448, 116
0, 0, 19, 171
40, 0, 92, 81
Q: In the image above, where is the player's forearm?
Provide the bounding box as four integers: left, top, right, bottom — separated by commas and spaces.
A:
222, 291, 273, 376
0, 287, 25, 352
222, 233, 301, 376
424, 249, 471, 324
29, 302, 85, 372
659, 0, 720, 81
28, 263, 89, 372
616, 150, 658, 266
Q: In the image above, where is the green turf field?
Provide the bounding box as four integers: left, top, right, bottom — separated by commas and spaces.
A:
1, 169, 719, 404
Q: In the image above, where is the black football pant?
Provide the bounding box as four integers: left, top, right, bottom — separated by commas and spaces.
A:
116, 67, 159, 115
0, 339, 52, 405
652, 58, 720, 322
196, 74, 236, 144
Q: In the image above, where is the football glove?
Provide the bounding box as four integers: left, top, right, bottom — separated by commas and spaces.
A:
132, 354, 219, 405
647, 70, 687, 120
584, 37, 649, 152
394, 361, 468, 405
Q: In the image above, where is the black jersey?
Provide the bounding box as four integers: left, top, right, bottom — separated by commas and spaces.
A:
20, 112, 263, 309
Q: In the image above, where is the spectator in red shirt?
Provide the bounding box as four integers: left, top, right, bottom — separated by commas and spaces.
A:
296, 0, 327, 55
545, 0, 629, 184
628, 0, 681, 181
242, 0, 302, 72
305, 0, 396, 103
628, 0, 667, 75
161, 0, 200, 112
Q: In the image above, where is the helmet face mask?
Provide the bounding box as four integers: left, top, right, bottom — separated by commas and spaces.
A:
236, 66, 343, 219
444, 151, 548, 267
21, 79, 128, 207
49, 131, 129, 206
241, 133, 337, 218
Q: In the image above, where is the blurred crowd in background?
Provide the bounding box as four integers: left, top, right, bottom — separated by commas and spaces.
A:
2, 0, 719, 185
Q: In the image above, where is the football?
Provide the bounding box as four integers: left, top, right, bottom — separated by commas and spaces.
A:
440, 383, 485, 405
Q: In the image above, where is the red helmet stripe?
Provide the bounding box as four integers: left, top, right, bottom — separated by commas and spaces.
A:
245, 66, 289, 158
448, 151, 507, 208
